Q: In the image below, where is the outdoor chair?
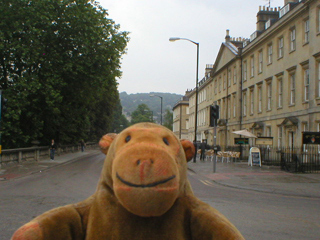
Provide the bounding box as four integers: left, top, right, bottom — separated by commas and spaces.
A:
222, 152, 231, 162
197, 149, 202, 161
231, 152, 241, 161
216, 151, 223, 162
205, 150, 214, 162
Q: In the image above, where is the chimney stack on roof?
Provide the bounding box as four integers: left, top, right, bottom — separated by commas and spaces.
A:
284, 0, 300, 5
256, 5, 280, 32
225, 29, 230, 42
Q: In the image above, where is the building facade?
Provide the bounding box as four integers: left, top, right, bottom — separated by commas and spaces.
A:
180, 0, 320, 149
172, 94, 190, 140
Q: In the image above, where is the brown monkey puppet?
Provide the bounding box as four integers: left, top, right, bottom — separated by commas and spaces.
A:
12, 123, 245, 240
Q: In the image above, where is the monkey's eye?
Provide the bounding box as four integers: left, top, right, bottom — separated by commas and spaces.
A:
163, 137, 169, 146
125, 135, 131, 143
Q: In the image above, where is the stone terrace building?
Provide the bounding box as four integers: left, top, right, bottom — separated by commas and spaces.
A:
181, 0, 320, 149
172, 93, 190, 140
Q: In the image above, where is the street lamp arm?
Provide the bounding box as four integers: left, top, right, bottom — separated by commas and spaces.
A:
150, 94, 162, 99
169, 37, 199, 46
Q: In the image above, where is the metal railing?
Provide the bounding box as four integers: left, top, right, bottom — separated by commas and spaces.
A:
0, 142, 98, 167
221, 145, 320, 173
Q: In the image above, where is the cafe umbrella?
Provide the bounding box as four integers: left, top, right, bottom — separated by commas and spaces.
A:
232, 129, 258, 164
232, 129, 257, 138
232, 129, 257, 147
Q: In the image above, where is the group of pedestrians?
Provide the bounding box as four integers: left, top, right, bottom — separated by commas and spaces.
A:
49, 139, 86, 161
193, 140, 210, 162
193, 140, 221, 162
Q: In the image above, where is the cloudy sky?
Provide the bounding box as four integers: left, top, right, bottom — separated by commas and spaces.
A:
99, 0, 285, 95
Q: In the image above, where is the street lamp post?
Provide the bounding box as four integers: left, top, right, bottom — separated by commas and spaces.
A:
149, 94, 163, 125
169, 37, 199, 162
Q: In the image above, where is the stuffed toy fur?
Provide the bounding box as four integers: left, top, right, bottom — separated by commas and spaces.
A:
12, 122, 244, 240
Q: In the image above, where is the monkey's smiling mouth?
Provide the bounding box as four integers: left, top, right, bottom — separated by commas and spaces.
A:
116, 172, 176, 188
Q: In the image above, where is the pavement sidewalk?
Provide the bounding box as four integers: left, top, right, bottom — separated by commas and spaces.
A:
0, 150, 100, 181
187, 159, 320, 198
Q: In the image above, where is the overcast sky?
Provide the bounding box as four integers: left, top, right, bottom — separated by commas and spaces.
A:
99, 0, 285, 95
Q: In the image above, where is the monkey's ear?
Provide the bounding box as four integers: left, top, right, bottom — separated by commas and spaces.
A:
99, 133, 117, 155
180, 139, 195, 162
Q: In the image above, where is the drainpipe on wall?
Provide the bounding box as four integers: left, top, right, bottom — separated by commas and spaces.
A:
239, 47, 243, 131
226, 68, 229, 148
239, 47, 243, 158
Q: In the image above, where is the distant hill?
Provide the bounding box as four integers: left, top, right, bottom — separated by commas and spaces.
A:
120, 92, 183, 122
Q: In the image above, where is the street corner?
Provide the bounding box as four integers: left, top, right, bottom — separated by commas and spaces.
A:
0, 173, 22, 181
0, 163, 45, 181
205, 173, 231, 180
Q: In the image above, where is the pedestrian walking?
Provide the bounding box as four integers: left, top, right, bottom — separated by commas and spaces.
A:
200, 140, 207, 161
80, 139, 86, 152
50, 139, 56, 160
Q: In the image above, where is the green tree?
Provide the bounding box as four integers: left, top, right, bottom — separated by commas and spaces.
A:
163, 109, 173, 130
110, 98, 130, 133
131, 104, 153, 125
0, 0, 129, 148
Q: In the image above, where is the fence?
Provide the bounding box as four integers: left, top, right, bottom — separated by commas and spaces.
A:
221, 145, 320, 173
0, 142, 98, 167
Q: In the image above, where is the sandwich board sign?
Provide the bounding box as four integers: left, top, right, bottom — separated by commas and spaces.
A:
248, 147, 261, 167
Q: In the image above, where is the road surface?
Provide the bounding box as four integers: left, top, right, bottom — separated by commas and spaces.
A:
0, 153, 319, 239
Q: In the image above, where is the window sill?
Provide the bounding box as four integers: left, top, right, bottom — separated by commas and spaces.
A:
266, 109, 272, 112
267, 62, 272, 66
303, 42, 309, 46
289, 103, 295, 107
277, 56, 283, 61
258, 111, 262, 114
316, 98, 320, 105
289, 49, 296, 54
277, 106, 283, 110
302, 100, 309, 105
